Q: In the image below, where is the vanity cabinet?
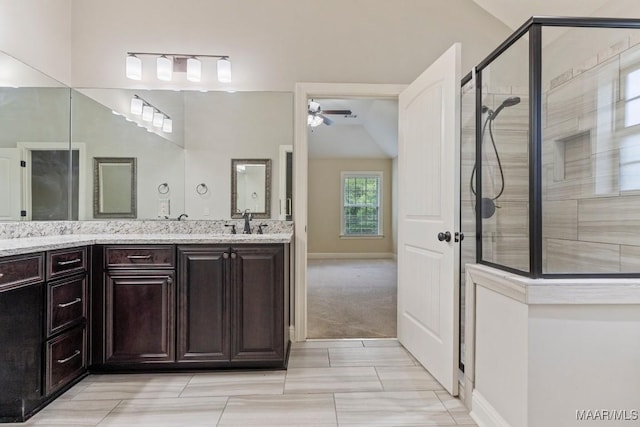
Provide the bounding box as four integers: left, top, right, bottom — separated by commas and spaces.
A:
177, 244, 287, 367
102, 246, 175, 365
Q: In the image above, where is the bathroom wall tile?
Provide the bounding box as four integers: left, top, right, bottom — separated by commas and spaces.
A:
284, 367, 382, 393
544, 152, 620, 201
579, 196, 640, 246
328, 346, 415, 367
543, 200, 578, 241
598, 38, 629, 64
621, 245, 640, 272
180, 371, 285, 397
550, 69, 573, 90
573, 55, 598, 77
287, 348, 330, 368
493, 236, 529, 272
375, 366, 444, 391
218, 394, 337, 426
629, 31, 640, 48
334, 390, 454, 425
491, 96, 529, 132
545, 239, 620, 274
96, 396, 227, 426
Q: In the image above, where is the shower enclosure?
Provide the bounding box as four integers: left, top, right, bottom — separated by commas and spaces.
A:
461, 16, 640, 279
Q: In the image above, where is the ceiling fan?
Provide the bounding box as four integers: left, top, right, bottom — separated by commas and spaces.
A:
307, 100, 353, 127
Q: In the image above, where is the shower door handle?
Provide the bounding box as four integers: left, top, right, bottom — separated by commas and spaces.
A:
437, 231, 451, 242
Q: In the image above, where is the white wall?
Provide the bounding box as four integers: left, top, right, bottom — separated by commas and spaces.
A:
391, 156, 398, 255
184, 91, 293, 219
69, 0, 511, 91
0, 0, 72, 85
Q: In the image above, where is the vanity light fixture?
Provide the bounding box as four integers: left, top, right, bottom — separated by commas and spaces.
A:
125, 54, 142, 80
130, 94, 173, 133
125, 52, 231, 83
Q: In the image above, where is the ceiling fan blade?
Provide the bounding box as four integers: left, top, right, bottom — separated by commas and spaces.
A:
321, 114, 334, 126
322, 109, 352, 115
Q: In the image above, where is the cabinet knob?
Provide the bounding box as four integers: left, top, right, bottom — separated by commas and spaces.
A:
230, 252, 237, 259
223, 252, 229, 259
166, 277, 173, 285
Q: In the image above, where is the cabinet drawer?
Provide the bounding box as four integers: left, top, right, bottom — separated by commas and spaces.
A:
47, 276, 87, 337
0, 253, 44, 292
105, 246, 174, 268
48, 247, 87, 280
45, 326, 86, 395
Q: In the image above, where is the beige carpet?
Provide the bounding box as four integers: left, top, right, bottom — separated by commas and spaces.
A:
307, 258, 397, 339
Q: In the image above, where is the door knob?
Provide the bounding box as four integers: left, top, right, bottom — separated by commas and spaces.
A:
437, 231, 452, 242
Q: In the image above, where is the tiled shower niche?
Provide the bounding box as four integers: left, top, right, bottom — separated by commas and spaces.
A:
467, 17, 640, 277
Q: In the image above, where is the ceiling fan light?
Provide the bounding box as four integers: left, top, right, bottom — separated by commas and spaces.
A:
126, 54, 142, 80
187, 57, 201, 82
217, 57, 231, 83
130, 97, 143, 115
308, 100, 321, 113
308, 114, 323, 127
162, 118, 173, 133
153, 111, 164, 127
142, 105, 154, 122
157, 55, 173, 81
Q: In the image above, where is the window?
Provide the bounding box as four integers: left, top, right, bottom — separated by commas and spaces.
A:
625, 68, 640, 128
341, 172, 382, 236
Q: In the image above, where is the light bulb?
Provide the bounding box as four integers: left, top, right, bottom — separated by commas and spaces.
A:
142, 105, 154, 121
308, 115, 323, 127
187, 57, 201, 82
162, 118, 173, 133
153, 111, 164, 127
157, 55, 173, 81
217, 57, 231, 83
130, 97, 143, 115
126, 54, 142, 80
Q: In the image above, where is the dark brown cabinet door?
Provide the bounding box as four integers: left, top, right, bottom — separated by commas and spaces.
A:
105, 271, 175, 364
230, 245, 285, 363
177, 247, 230, 362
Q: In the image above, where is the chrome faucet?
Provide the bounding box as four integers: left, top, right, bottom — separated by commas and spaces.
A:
177, 213, 189, 221
242, 210, 252, 234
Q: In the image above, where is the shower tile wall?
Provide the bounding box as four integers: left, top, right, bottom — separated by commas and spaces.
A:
543, 34, 640, 274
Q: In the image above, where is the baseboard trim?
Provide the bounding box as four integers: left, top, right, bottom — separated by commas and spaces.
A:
308, 252, 395, 259
471, 390, 512, 427
288, 326, 296, 342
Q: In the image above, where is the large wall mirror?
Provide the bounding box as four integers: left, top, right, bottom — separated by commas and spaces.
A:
231, 159, 271, 219
93, 157, 137, 218
0, 48, 294, 222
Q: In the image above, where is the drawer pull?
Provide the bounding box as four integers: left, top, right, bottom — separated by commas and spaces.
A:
127, 255, 152, 260
57, 258, 82, 266
0, 273, 3, 278
58, 298, 82, 308
57, 350, 81, 364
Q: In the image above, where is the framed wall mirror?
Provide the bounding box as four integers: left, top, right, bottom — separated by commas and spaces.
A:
93, 157, 137, 218
231, 158, 271, 219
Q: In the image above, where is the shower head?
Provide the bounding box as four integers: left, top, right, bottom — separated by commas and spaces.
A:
490, 96, 521, 120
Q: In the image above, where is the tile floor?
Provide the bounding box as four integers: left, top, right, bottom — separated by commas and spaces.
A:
10, 339, 476, 426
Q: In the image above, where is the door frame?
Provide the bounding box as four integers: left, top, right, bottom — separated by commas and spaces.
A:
278, 144, 292, 221
292, 82, 406, 342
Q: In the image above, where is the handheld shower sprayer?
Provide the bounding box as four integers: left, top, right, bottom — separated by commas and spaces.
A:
471, 96, 521, 219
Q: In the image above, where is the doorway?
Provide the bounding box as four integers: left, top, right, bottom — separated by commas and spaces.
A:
292, 83, 405, 342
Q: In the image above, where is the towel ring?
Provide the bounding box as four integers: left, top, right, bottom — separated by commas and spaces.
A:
158, 183, 170, 195
196, 183, 208, 195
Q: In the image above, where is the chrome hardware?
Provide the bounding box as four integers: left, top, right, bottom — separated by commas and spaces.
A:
437, 231, 452, 242
127, 255, 152, 260
225, 224, 237, 234
58, 298, 81, 308
257, 224, 268, 234
57, 258, 81, 266
57, 350, 81, 364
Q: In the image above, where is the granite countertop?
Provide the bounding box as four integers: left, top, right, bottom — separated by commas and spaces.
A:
0, 233, 293, 257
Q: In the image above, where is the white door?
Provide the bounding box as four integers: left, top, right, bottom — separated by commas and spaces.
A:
397, 43, 461, 395
0, 148, 22, 221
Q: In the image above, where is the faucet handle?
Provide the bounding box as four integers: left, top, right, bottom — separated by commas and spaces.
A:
224, 224, 237, 234
257, 224, 268, 235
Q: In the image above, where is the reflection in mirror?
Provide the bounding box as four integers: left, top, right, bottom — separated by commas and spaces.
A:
73, 89, 185, 219
0, 50, 72, 221
231, 159, 271, 219
93, 157, 137, 218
